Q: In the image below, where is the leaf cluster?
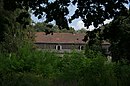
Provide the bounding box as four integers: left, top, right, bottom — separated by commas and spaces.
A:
3, 0, 129, 29
0, 45, 130, 85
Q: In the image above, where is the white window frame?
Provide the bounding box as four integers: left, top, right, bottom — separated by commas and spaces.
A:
56, 45, 62, 50
79, 46, 84, 50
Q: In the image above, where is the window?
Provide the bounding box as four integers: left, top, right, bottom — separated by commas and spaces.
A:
79, 46, 84, 50
57, 46, 60, 50
56, 45, 62, 50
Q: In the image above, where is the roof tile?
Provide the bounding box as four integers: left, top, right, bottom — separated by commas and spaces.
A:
35, 32, 86, 43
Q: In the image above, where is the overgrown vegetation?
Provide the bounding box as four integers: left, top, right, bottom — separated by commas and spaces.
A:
0, 0, 130, 85
33, 22, 87, 33
87, 14, 130, 62
0, 44, 130, 86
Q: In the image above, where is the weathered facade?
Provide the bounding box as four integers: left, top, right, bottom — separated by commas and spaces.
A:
34, 32, 111, 54
101, 41, 111, 55
34, 32, 87, 53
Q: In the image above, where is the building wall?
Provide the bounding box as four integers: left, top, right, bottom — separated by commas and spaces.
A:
35, 43, 86, 51
35, 42, 111, 55
101, 44, 111, 55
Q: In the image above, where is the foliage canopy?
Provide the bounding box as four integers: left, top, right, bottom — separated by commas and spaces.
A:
102, 15, 130, 61
1, 0, 130, 61
3, 0, 129, 29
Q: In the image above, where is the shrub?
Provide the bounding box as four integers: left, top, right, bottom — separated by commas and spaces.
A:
0, 44, 130, 86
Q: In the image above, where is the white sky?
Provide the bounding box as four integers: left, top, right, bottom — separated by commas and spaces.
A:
31, 1, 129, 31
70, 18, 113, 31
31, 14, 112, 31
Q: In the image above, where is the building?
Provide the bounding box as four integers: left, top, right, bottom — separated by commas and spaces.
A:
34, 32, 111, 54
101, 40, 111, 55
34, 32, 87, 53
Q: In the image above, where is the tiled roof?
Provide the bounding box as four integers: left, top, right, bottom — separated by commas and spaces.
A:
35, 32, 86, 44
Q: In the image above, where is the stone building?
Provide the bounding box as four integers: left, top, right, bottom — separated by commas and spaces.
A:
34, 32, 87, 53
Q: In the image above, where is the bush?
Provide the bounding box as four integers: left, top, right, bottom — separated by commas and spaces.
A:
0, 44, 130, 86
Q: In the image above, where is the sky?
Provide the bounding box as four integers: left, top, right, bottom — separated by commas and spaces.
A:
31, 1, 130, 31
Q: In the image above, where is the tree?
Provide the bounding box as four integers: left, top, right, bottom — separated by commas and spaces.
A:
0, 0, 32, 52
77, 28, 87, 33
33, 22, 49, 32
101, 14, 130, 61
33, 22, 76, 33
86, 12, 130, 61
0, 0, 31, 42
1, 0, 130, 60
3, 0, 129, 29
59, 27, 75, 33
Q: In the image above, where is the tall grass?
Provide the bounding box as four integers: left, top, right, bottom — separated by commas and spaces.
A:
0, 44, 130, 86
